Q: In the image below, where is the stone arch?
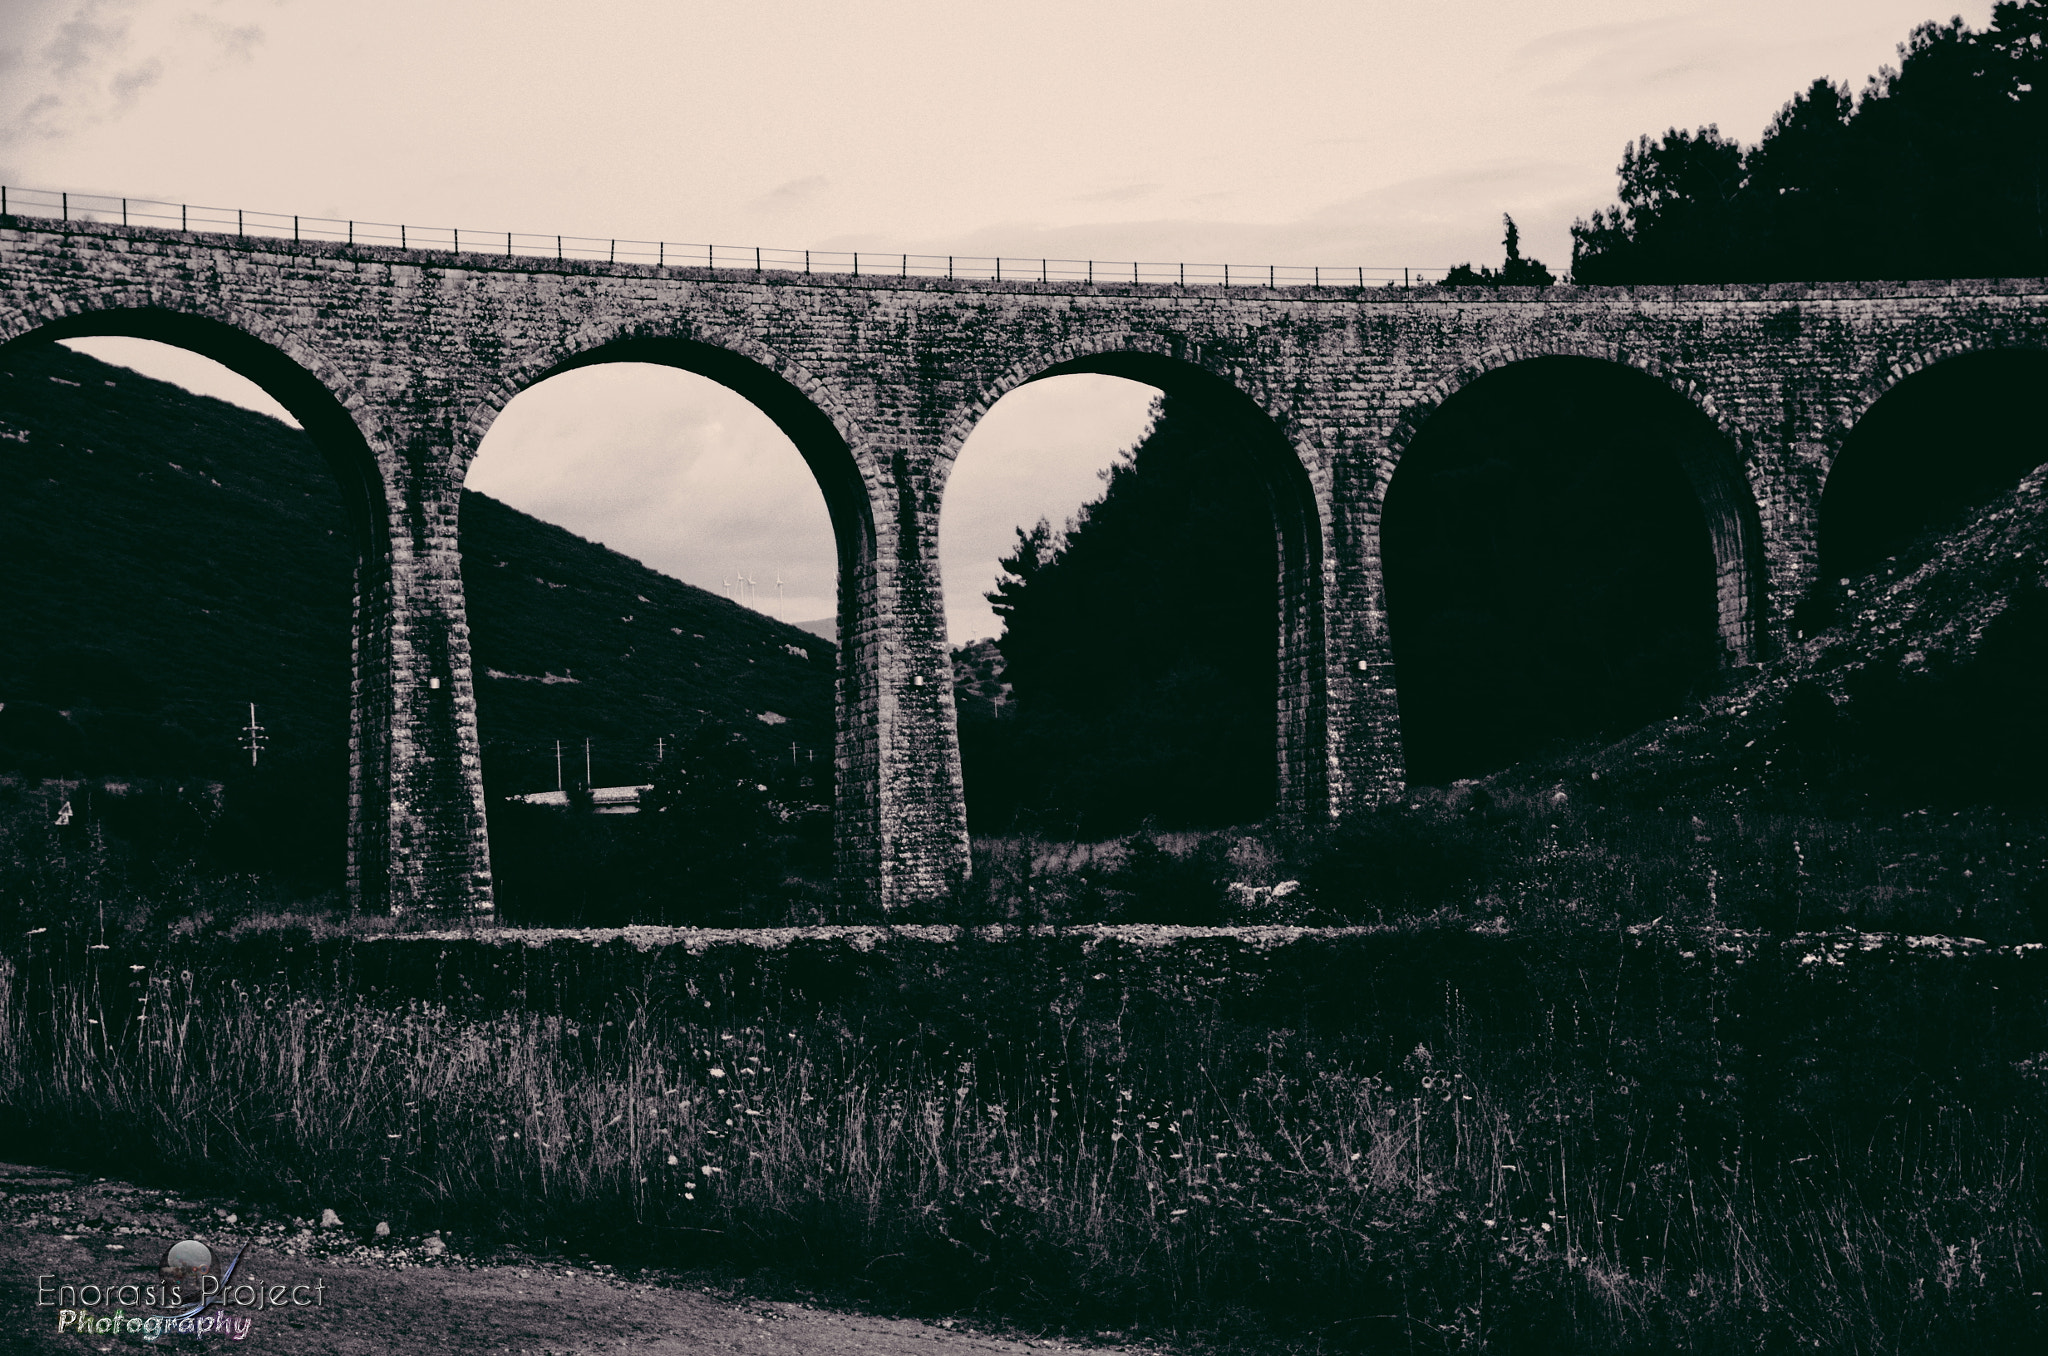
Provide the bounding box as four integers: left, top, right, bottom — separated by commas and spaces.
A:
935, 331, 1311, 493
461, 323, 891, 898
1383, 339, 1765, 664
937, 332, 1332, 824
1836, 338, 2048, 444
1819, 339, 2048, 577
0, 295, 384, 548
0, 292, 393, 907
469, 324, 876, 588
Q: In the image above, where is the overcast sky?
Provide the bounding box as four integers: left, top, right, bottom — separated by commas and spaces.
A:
7, 0, 1989, 640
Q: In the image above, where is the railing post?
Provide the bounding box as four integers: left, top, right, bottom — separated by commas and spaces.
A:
948, 255, 953, 279
902, 253, 907, 276
3, 185, 8, 217
854, 251, 859, 276
1359, 266, 1364, 288
400, 223, 406, 249
508, 231, 513, 256
348, 220, 353, 244
1314, 266, 1319, 288
1180, 261, 1185, 286
63, 192, 68, 221
556, 235, 562, 260
1224, 263, 1229, 286
453, 227, 458, 253
239, 208, 244, 238
121, 198, 127, 226
757, 246, 762, 272
1087, 259, 1092, 284
609, 239, 614, 263
995, 257, 1001, 281
295, 215, 300, 245
805, 250, 810, 273
1133, 260, 1138, 284
658, 241, 663, 267
1269, 264, 1275, 287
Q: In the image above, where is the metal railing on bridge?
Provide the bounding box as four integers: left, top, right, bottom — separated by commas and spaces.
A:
0, 184, 1449, 290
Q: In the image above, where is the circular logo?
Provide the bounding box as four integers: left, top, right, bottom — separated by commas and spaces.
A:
160, 1239, 213, 1292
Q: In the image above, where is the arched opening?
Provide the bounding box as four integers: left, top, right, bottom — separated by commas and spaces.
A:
1799, 348, 2048, 805
1384, 356, 1750, 784
0, 311, 373, 919
462, 338, 862, 926
1820, 349, 2048, 581
941, 352, 1324, 839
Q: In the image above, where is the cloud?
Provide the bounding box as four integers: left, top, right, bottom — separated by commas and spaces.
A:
749, 175, 829, 214
1513, 14, 1687, 63
1070, 182, 1160, 205
183, 13, 264, 64
43, 0, 132, 78
7, 92, 68, 143
1515, 13, 1749, 105
109, 57, 163, 105
1, 0, 256, 145
893, 157, 1604, 281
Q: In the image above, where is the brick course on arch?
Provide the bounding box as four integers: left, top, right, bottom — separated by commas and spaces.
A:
4, 215, 2044, 912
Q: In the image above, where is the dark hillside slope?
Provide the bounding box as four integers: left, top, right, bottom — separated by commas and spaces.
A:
1311, 459, 2048, 943
462, 493, 835, 795
0, 342, 355, 775
0, 340, 833, 819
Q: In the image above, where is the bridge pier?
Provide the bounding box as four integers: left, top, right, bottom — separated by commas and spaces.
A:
348, 394, 494, 915
845, 444, 972, 912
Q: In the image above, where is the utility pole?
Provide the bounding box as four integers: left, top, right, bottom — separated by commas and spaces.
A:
241, 702, 267, 767
584, 736, 593, 787
555, 739, 563, 791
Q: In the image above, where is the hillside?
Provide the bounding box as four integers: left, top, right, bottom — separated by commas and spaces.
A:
1334, 459, 2048, 944
0, 340, 834, 834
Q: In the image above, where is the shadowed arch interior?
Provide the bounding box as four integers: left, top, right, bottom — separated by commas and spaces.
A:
954, 349, 1328, 828
1384, 356, 1748, 784
1820, 349, 2048, 581
8, 308, 383, 553
0, 317, 365, 894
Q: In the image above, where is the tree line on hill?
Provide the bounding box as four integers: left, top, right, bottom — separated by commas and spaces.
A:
1439, 2, 2047, 286
956, 392, 1277, 836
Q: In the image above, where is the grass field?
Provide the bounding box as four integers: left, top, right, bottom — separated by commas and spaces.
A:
1, 924, 2041, 1355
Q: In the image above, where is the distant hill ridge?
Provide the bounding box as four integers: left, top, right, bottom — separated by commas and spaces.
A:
0, 342, 834, 797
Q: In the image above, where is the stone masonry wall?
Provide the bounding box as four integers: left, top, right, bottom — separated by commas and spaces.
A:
3, 214, 2044, 911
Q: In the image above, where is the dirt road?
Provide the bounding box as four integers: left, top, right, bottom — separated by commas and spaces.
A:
0, 1163, 1140, 1355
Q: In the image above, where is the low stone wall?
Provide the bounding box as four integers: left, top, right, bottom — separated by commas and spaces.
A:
35, 924, 2047, 1108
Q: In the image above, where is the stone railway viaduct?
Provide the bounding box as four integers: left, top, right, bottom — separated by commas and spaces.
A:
3, 214, 2043, 912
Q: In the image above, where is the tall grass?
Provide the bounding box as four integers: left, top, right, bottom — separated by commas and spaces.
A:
1, 948, 2039, 1353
